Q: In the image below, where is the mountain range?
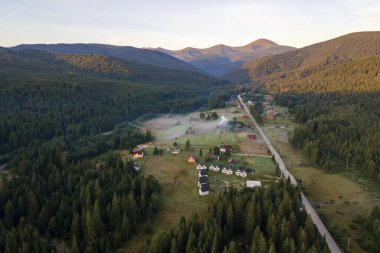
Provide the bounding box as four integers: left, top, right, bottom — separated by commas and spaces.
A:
10, 43, 202, 74
230, 31, 380, 91
152, 39, 295, 76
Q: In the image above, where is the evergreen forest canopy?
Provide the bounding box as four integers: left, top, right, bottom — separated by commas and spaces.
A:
0, 47, 224, 252
0, 48, 224, 162
148, 182, 329, 253
0, 148, 160, 253
233, 32, 380, 182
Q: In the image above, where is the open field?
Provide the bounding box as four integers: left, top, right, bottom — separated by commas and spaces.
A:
261, 113, 380, 253
143, 107, 268, 155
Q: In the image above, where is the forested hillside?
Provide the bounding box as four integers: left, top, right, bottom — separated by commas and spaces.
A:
231, 32, 380, 182
0, 47, 225, 252
11, 43, 202, 73
0, 148, 160, 253
0, 49, 223, 161
148, 182, 329, 253
239, 32, 380, 80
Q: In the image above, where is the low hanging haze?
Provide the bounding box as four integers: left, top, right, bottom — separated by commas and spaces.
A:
1, 0, 379, 49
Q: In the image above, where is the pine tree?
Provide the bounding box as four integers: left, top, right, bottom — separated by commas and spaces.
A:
4, 200, 14, 228
228, 241, 238, 253
268, 242, 276, 253
226, 204, 234, 237
93, 200, 103, 237
185, 140, 191, 151
245, 201, 255, 237
170, 238, 179, 253
71, 236, 80, 253
185, 228, 196, 253
70, 212, 81, 243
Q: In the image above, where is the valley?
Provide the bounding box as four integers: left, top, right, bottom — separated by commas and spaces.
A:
0, 13, 380, 252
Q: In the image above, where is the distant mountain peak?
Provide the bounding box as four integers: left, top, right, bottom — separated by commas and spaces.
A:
245, 38, 278, 47
152, 39, 295, 76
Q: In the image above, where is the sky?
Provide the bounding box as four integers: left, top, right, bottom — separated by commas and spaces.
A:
0, 0, 379, 49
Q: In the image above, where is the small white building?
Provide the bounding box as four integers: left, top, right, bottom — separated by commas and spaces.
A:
199, 184, 210, 196
246, 180, 261, 188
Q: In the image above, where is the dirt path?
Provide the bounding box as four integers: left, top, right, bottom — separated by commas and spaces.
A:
239, 95, 342, 253
234, 153, 272, 158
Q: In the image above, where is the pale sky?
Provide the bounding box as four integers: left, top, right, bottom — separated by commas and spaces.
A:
0, 0, 379, 49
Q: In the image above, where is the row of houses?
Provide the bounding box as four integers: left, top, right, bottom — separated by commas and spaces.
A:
197, 164, 248, 178
196, 164, 209, 195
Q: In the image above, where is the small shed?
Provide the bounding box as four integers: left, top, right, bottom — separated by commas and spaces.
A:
198, 176, 208, 186
132, 149, 144, 159
188, 155, 197, 163
246, 180, 262, 188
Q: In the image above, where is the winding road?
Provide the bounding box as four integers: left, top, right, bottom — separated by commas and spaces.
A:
238, 95, 341, 253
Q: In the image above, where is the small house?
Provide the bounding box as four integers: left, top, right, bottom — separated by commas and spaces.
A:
240, 171, 247, 178
210, 155, 220, 161
132, 149, 144, 159
198, 176, 208, 186
241, 115, 249, 121
220, 145, 233, 154
199, 184, 210, 196
188, 155, 197, 163
199, 169, 208, 177
246, 181, 261, 188
228, 158, 236, 164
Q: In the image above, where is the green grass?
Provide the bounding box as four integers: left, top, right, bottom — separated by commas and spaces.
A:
175, 131, 239, 148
